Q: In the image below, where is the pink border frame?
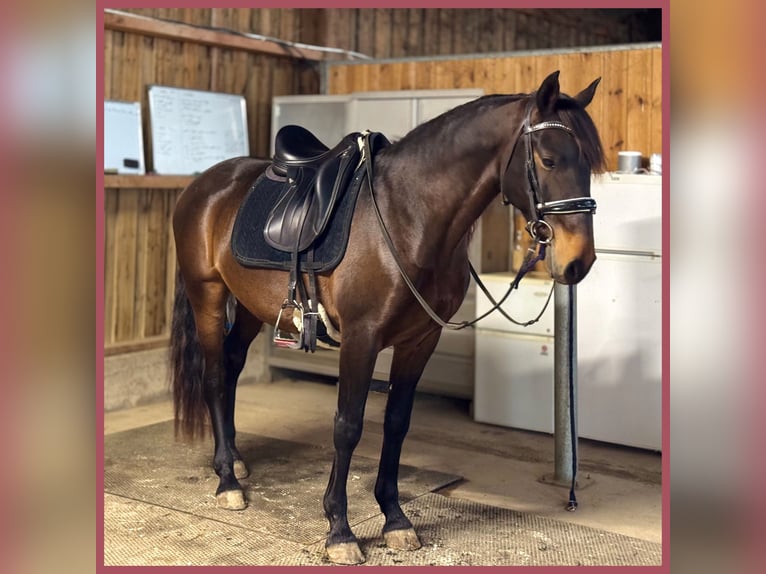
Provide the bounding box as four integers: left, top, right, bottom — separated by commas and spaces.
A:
96, 2, 669, 572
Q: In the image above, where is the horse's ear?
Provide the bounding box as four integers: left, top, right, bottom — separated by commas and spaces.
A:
536, 70, 561, 114
574, 77, 601, 108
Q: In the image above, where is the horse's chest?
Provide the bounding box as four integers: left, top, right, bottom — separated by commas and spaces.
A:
417, 265, 470, 318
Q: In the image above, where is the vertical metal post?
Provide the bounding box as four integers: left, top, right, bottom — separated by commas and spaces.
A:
553, 283, 578, 484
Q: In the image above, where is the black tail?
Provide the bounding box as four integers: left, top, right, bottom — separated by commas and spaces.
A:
169, 270, 208, 440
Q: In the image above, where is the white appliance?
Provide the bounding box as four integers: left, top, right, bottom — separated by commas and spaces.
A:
474, 276, 556, 433
473, 173, 662, 451
577, 173, 662, 450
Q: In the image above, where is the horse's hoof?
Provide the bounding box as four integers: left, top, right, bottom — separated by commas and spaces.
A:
233, 460, 249, 479
384, 528, 422, 551
216, 489, 247, 510
326, 542, 365, 565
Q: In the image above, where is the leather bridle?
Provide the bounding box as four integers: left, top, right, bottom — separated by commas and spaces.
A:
501, 101, 597, 245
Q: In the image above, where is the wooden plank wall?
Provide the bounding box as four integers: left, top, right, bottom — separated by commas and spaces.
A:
319, 9, 641, 57
104, 183, 186, 352
104, 176, 192, 353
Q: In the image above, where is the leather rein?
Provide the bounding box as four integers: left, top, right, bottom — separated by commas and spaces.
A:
363, 101, 597, 331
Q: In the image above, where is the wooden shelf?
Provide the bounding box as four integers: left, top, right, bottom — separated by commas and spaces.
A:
103, 174, 196, 189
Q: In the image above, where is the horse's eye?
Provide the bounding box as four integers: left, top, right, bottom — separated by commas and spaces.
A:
541, 157, 556, 169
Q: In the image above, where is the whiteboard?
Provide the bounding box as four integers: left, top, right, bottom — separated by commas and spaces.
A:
104, 101, 145, 174
148, 85, 249, 175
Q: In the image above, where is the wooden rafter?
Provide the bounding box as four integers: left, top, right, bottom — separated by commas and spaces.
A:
103, 10, 336, 61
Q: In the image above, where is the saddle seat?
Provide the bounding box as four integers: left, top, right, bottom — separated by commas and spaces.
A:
265, 125, 362, 253
272, 125, 332, 168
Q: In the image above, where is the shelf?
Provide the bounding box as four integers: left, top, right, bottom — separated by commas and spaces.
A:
103, 174, 196, 189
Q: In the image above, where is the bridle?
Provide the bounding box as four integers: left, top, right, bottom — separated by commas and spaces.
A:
501, 101, 597, 245
363, 98, 597, 331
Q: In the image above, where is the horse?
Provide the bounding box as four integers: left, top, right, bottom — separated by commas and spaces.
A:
169, 70, 606, 565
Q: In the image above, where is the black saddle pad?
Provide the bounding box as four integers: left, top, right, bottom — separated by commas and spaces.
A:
231, 166, 364, 272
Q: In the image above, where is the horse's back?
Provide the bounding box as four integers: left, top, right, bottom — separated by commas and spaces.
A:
175, 157, 268, 223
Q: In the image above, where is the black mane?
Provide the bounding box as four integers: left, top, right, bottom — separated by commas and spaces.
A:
381, 91, 606, 173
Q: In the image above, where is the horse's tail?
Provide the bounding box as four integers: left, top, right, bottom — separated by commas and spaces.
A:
169, 269, 208, 440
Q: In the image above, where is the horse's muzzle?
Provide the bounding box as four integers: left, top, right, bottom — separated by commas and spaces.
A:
557, 254, 596, 285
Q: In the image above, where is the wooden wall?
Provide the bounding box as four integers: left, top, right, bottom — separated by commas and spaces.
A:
319, 9, 649, 58
103, 177, 191, 353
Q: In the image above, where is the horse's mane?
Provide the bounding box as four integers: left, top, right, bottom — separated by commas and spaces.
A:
382, 91, 606, 173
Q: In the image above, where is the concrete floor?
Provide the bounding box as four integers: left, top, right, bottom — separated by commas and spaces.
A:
104, 372, 662, 548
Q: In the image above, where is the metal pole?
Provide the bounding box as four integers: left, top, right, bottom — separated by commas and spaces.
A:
553, 283, 578, 484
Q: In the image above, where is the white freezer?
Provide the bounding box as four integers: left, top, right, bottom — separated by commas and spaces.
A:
473, 276, 555, 337
576, 251, 662, 450
474, 330, 554, 434
590, 173, 662, 255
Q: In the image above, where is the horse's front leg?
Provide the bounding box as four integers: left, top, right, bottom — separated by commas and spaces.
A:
323, 334, 378, 565
375, 330, 441, 551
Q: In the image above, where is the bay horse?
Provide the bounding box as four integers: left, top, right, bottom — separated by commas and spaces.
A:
169, 71, 605, 564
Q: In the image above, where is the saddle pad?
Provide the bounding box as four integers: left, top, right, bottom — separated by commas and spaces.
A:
231, 167, 364, 272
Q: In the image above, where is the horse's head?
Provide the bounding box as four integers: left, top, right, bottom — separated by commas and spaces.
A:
502, 71, 606, 284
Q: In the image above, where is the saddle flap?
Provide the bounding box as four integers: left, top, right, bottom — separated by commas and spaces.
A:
264, 139, 361, 252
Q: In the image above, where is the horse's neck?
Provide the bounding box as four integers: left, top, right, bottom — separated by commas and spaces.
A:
378, 104, 516, 268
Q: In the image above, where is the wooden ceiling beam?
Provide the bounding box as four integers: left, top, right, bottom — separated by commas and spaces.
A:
104, 10, 336, 61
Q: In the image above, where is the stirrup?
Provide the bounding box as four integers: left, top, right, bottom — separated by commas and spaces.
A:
273, 299, 304, 349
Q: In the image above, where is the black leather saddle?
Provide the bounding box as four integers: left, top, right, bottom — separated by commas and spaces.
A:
265, 125, 361, 253
234, 126, 389, 353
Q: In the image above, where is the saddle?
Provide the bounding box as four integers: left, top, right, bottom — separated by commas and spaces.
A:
265, 126, 361, 252
256, 125, 389, 353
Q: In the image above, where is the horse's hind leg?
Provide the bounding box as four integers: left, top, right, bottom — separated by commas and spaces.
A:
222, 302, 263, 480
375, 330, 441, 551
323, 333, 378, 565
186, 280, 247, 510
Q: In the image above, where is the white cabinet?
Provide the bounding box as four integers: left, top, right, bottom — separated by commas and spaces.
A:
576, 253, 662, 450
473, 276, 556, 433
474, 273, 555, 337
272, 90, 484, 151
475, 331, 555, 433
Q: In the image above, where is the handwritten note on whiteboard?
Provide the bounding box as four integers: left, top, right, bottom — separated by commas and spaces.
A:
148, 86, 250, 175
104, 101, 145, 174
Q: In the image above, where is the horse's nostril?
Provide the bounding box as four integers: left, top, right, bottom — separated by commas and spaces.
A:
564, 259, 585, 283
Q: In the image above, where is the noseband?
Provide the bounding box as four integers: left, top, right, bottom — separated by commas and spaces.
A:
501, 102, 597, 244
